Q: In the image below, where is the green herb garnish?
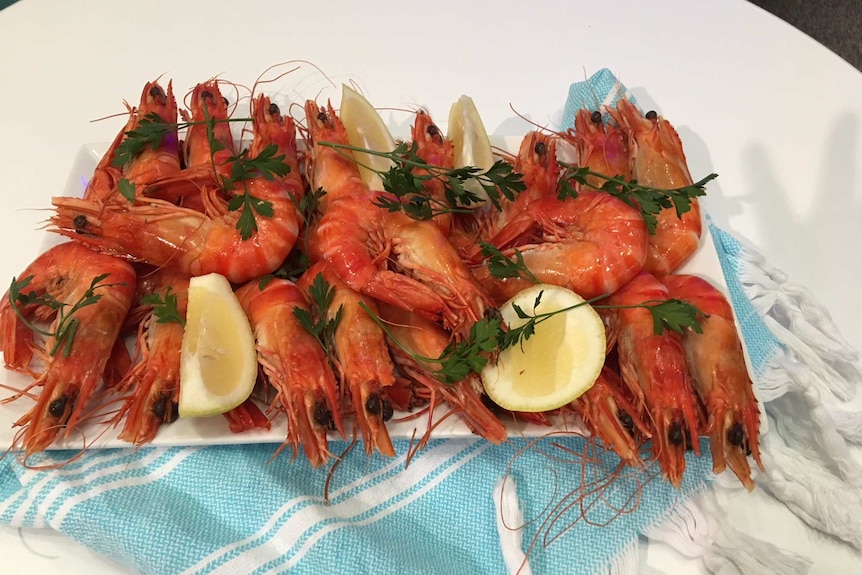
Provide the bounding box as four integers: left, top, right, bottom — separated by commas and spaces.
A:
319, 141, 526, 219
558, 165, 716, 234
140, 287, 185, 327
8, 274, 119, 357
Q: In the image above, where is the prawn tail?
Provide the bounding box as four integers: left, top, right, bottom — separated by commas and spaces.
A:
223, 398, 271, 434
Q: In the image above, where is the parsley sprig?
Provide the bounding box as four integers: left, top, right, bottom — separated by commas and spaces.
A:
319, 141, 526, 219
112, 111, 291, 240
480, 242, 540, 284
558, 164, 717, 234
293, 273, 344, 359
140, 287, 185, 327
7, 274, 119, 358
362, 292, 703, 385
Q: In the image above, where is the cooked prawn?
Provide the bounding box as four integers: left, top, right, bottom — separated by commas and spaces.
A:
411, 110, 455, 233
567, 108, 631, 187
306, 101, 491, 338
608, 271, 701, 487
664, 274, 763, 490
473, 191, 648, 304
0, 242, 136, 455
298, 262, 396, 457
608, 99, 701, 277
376, 302, 508, 445
113, 267, 188, 446
571, 365, 651, 466
51, 94, 301, 284
235, 278, 343, 467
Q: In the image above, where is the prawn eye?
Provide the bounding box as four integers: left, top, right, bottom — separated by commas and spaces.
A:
645, 110, 658, 120
268, 102, 280, 116
223, 97, 230, 107
201, 90, 214, 100
381, 399, 394, 422
73, 214, 88, 231
152, 395, 178, 423
617, 409, 634, 434
149, 85, 165, 99
727, 422, 745, 447
668, 421, 684, 446
316, 111, 332, 128
312, 400, 333, 427
48, 394, 68, 419
426, 123, 442, 142
534, 141, 547, 156
590, 110, 602, 124
364, 392, 382, 415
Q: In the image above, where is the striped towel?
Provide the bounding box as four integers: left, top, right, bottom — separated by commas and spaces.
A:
3, 69, 858, 575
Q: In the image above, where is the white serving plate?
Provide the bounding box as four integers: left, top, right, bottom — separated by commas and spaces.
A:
0, 137, 752, 451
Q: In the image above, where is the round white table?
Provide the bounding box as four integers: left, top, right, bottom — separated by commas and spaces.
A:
1, 0, 861, 573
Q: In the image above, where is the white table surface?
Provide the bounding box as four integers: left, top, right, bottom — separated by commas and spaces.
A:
1, 0, 861, 573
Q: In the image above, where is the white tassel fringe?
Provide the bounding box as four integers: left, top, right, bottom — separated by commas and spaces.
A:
643, 489, 811, 575
756, 436, 862, 551
494, 477, 532, 575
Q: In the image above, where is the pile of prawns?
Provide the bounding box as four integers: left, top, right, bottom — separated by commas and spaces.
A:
0, 76, 763, 490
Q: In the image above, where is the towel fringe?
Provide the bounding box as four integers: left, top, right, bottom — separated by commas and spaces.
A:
729, 239, 862, 549
734, 239, 861, 403
643, 487, 811, 574
602, 538, 639, 575
826, 405, 862, 445
756, 435, 862, 550
761, 351, 862, 486
493, 477, 533, 575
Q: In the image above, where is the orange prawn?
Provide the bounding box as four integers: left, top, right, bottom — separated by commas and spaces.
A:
122, 80, 182, 189
608, 99, 701, 277
142, 81, 236, 204
51, 94, 301, 284
483, 131, 560, 249
608, 272, 701, 487
235, 278, 344, 467
567, 108, 631, 187
664, 274, 763, 490
305, 101, 491, 338
376, 303, 508, 445
0, 242, 136, 455
298, 262, 396, 457
113, 267, 188, 446
571, 365, 651, 466
411, 110, 455, 233
473, 190, 648, 305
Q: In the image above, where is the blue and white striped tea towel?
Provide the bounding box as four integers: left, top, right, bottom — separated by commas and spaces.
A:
2, 69, 860, 575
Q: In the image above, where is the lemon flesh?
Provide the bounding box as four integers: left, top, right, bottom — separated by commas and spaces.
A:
179, 273, 257, 418
447, 95, 494, 202
340, 84, 397, 191
481, 285, 606, 412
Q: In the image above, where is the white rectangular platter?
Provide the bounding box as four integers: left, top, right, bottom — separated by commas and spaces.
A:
0, 137, 751, 451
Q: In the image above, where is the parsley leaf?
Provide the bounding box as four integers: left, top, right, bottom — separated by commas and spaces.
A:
293, 273, 343, 359
140, 287, 186, 327
112, 112, 173, 169
320, 141, 526, 219
118, 178, 136, 203
8, 273, 119, 357
558, 164, 716, 234
480, 242, 540, 284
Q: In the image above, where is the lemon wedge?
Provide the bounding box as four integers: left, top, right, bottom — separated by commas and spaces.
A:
481, 284, 606, 412
179, 273, 257, 418
448, 95, 494, 202
340, 84, 397, 191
